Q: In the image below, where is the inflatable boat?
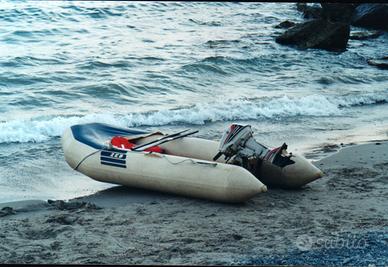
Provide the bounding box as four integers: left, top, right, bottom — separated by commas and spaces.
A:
61, 123, 323, 202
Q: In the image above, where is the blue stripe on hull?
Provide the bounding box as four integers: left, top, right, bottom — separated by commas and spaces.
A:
100, 148, 127, 168
100, 156, 126, 164
101, 161, 126, 168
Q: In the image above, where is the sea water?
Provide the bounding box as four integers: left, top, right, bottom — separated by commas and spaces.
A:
1, 1, 387, 202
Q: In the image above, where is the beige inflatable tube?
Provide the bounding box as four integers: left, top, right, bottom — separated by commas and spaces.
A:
141, 135, 323, 189
62, 126, 267, 203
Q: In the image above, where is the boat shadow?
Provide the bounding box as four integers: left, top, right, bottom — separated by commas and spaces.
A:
75, 184, 313, 209
75, 185, 235, 208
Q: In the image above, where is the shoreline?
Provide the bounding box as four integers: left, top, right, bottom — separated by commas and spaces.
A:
303, 138, 388, 161
1, 141, 387, 265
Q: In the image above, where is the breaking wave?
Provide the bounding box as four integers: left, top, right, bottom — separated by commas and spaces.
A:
1, 93, 387, 144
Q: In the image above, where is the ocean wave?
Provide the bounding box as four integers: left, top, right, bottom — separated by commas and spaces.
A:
0, 56, 64, 68
179, 55, 287, 75
1, 93, 387, 144
12, 28, 61, 37
77, 60, 133, 70
0, 7, 60, 23
336, 93, 388, 107
205, 39, 241, 46
0, 72, 51, 86
188, 18, 222, 27
75, 83, 136, 99
0, 114, 125, 144
180, 62, 228, 75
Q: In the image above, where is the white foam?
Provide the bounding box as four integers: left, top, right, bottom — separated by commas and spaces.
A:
125, 94, 341, 126
1, 92, 387, 144
334, 92, 388, 107
0, 113, 126, 144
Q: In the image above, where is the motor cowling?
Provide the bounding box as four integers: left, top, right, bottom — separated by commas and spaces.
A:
214, 124, 295, 172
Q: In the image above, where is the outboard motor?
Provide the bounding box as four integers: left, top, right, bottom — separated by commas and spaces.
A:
214, 124, 295, 173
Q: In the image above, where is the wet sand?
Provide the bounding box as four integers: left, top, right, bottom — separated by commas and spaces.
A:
0, 141, 387, 265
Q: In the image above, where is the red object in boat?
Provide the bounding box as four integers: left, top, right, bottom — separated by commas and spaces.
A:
111, 136, 164, 153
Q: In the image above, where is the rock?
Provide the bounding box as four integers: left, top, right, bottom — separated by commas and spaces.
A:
367, 57, 388, 70
275, 20, 296, 29
0, 207, 15, 217
45, 214, 78, 225
168, 244, 180, 253
135, 207, 146, 215
350, 30, 383, 40
47, 199, 101, 211
352, 4, 388, 31
50, 241, 61, 250
232, 233, 243, 240
275, 19, 350, 51
47, 199, 65, 209
296, 3, 322, 19
321, 3, 357, 23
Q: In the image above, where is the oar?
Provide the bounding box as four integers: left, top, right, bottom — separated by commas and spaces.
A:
132, 130, 199, 152
127, 129, 189, 151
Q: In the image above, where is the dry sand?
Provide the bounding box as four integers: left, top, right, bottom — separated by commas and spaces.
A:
0, 141, 387, 265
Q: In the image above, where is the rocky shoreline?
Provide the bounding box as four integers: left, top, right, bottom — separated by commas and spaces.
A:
275, 3, 388, 69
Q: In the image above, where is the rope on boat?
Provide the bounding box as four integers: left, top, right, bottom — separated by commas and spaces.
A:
74, 149, 103, 171
162, 155, 218, 167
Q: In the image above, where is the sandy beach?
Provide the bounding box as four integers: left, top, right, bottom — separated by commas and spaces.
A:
1, 141, 387, 265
